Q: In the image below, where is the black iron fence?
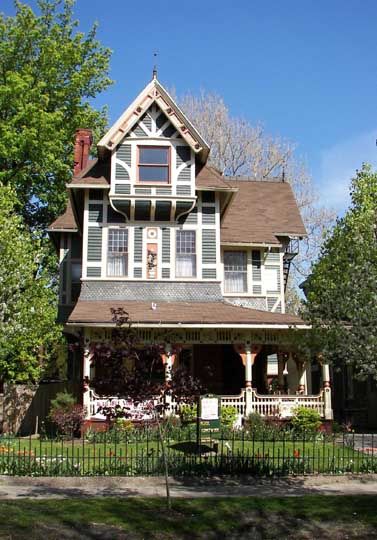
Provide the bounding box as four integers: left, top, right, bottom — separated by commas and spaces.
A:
0, 429, 375, 477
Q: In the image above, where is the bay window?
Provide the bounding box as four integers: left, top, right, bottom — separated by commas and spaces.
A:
176, 230, 196, 278
138, 146, 170, 183
224, 251, 247, 293
107, 229, 128, 277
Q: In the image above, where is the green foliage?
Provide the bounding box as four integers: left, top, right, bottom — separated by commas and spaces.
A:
179, 404, 197, 424
50, 391, 76, 414
0, 187, 62, 382
113, 418, 135, 435
304, 164, 377, 380
243, 412, 265, 433
291, 407, 321, 433
220, 406, 238, 428
0, 0, 112, 231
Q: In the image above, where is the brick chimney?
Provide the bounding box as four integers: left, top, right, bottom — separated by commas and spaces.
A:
73, 128, 93, 176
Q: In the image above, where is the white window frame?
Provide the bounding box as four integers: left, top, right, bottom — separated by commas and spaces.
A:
224, 251, 248, 293
175, 230, 196, 278
107, 228, 129, 277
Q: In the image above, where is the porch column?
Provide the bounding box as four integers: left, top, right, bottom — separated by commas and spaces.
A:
320, 354, 333, 420
161, 344, 176, 415
277, 352, 286, 392
238, 345, 261, 388
297, 361, 307, 395
83, 337, 92, 418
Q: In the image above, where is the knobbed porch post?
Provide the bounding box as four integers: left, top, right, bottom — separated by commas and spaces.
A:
277, 351, 286, 393
161, 344, 176, 414
83, 335, 93, 418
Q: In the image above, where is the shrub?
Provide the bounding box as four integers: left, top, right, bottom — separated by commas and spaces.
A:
220, 406, 238, 429
244, 412, 265, 433
179, 403, 197, 424
114, 418, 135, 435
291, 407, 321, 434
49, 392, 86, 438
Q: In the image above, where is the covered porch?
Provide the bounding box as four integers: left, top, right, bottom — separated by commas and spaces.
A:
83, 327, 333, 423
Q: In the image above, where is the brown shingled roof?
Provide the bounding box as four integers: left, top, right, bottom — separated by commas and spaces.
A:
195, 166, 232, 190
221, 180, 307, 244
68, 300, 305, 326
48, 199, 77, 231
69, 158, 110, 187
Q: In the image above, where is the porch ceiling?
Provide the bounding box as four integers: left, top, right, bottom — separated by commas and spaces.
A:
67, 299, 307, 328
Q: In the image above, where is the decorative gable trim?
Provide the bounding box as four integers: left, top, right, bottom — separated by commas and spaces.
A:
98, 79, 209, 163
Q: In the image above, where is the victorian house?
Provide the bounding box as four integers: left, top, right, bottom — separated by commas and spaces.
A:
48, 76, 333, 425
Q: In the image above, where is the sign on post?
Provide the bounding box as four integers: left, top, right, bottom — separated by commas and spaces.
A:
198, 394, 221, 442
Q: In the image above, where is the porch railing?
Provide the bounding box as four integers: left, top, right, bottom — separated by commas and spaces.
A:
89, 388, 326, 420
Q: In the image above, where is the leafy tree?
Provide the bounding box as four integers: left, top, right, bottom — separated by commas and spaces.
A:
88, 308, 204, 508
0, 0, 112, 231
304, 164, 377, 380
176, 91, 335, 308
0, 186, 62, 382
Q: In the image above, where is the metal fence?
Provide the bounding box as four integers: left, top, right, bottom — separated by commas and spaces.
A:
0, 429, 375, 477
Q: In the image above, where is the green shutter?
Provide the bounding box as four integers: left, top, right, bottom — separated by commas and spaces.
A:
162, 228, 170, 263
88, 204, 103, 223
134, 228, 143, 262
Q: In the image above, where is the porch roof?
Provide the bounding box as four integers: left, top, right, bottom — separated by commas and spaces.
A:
67, 300, 307, 328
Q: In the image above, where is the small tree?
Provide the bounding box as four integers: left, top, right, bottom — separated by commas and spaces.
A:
89, 308, 204, 508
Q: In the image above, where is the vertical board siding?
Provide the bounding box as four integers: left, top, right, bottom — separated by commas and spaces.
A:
202, 230, 217, 264
161, 228, 170, 263
116, 144, 131, 165
134, 228, 143, 262
252, 250, 262, 281
87, 227, 102, 261
88, 204, 103, 223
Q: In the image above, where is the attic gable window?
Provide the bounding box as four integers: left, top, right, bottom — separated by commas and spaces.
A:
138, 146, 170, 183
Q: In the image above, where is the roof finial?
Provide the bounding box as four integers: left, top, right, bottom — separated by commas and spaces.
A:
282, 165, 286, 182
152, 51, 158, 80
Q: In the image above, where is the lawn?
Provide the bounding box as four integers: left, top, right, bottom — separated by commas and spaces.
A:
0, 495, 376, 539
0, 435, 373, 475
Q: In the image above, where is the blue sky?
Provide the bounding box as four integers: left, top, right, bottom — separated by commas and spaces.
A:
2, 0, 377, 214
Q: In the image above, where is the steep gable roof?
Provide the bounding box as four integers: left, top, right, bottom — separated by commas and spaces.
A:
48, 199, 78, 232
221, 179, 307, 245
97, 77, 210, 163
68, 158, 110, 188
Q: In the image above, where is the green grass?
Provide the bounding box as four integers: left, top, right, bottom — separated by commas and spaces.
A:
0, 436, 372, 476
0, 496, 376, 539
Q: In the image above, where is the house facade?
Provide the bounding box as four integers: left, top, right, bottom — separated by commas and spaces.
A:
48, 76, 333, 424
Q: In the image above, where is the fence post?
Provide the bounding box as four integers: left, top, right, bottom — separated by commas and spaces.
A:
245, 387, 253, 416
321, 361, 333, 420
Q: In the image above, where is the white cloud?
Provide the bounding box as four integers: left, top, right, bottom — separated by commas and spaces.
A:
318, 129, 377, 214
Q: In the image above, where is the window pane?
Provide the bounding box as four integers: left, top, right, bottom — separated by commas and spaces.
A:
176, 231, 196, 277
107, 230, 128, 277
139, 166, 168, 182
176, 231, 195, 254
139, 147, 168, 164
224, 251, 247, 293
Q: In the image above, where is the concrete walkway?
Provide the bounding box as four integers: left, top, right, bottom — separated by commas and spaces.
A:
0, 474, 377, 499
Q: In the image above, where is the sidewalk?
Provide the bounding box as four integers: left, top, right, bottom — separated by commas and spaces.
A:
0, 474, 377, 499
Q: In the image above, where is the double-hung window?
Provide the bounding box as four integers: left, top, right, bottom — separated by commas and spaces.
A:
107, 229, 128, 277
138, 146, 170, 183
176, 230, 196, 278
224, 251, 247, 293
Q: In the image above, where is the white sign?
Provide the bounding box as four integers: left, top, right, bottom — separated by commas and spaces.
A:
201, 397, 219, 420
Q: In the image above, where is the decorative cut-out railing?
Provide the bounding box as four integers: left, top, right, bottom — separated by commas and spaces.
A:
89, 388, 326, 420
